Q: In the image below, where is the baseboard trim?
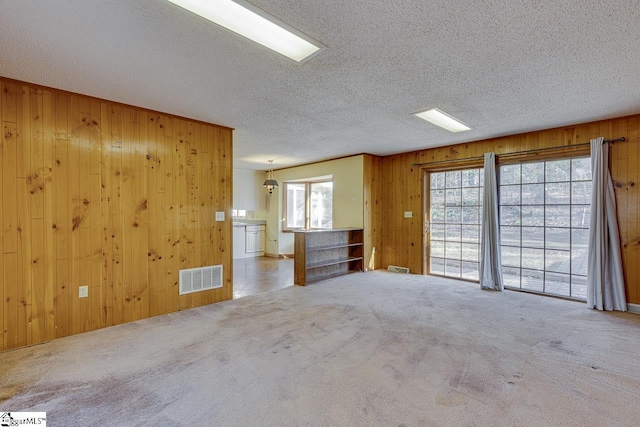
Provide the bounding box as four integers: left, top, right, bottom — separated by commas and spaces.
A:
627, 303, 640, 314
264, 253, 294, 259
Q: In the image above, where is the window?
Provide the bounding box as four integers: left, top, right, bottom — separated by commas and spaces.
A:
231, 209, 247, 219
429, 168, 483, 280
284, 180, 333, 229
499, 158, 591, 300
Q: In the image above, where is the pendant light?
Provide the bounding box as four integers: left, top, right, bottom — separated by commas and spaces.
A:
263, 160, 279, 194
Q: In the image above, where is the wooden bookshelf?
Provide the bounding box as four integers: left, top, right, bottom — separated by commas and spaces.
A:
294, 228, 364, 285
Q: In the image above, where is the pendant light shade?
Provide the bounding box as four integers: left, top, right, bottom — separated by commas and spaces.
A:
263, 160, 279, 194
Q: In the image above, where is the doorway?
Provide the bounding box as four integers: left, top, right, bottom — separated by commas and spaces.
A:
233, 257, 294, 299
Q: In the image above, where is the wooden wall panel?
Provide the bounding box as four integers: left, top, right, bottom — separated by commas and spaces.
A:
0, 77, 233, 351
381, 116, 640, 304
363, 154, 383, 271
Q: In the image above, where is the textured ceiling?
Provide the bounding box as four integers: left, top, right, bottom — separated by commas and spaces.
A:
1, 0, 639, 170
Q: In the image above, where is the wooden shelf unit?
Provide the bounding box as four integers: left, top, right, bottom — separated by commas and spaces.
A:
294, 228, 364, 285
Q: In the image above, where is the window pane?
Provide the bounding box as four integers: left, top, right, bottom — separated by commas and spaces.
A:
461, 225, 480, 243
431, 172, 445, 189
446, 171, 461, 188
462, 169, 481, 187
571, 206, 591, 228
445, 188, 462, 206
431, 224, 445, 240
500, 185, 521, 205
445, 224, 461, 241
446, 242, 461, 260
462, 187, 479, 206
445, 259, 461, 278
462, 206, 480, 224
521, 184, 544, 205
522, 206, 544, 226
571, 228, 589, 249
522, 162, 545, 184
545, 205, 570, 227
446, 207, 462, 223
500, 206, 521, 225
545, 182, 570, 204
500, 164, 521, 185
546, 249, 570, 273
462, 262, 479, 280
571, 275, 587, 299
571, 229, 589, 276
501, 246, 520, 267
461, 243, 479, 262
431, 241, 445, 258
522, 227, 544, 248
501, 226, 520, 246
522, 248, 544, 270
521, 269, 544, 292
431, 207, 445, 223
545, 272, 571, 297
571, 158, 592, 181
502, 267, 521, 288
310, 181, 333, 228
286, 183, 306, 228
571, 181, 591, 205
430, 257, 445, 275
431, 189, 445, 206
546, 160, 570, 182
546, 227, 570, 250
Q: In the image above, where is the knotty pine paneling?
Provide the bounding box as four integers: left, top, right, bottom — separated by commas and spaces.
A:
363, 154, 383, 271
0, 77, 233, 351
381, 115, 640, 304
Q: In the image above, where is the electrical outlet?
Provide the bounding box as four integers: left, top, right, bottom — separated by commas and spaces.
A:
79, 285, 89, 298
404, 211, 413, 218
215, 211, 225, 221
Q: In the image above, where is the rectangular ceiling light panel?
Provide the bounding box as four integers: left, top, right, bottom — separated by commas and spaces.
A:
166, 0, 323, 62
415, 108, 471, 133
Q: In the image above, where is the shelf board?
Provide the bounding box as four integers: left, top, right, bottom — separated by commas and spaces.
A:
304, 269, 362, 284
306, 242, 363, 252
306, 256, 363, 269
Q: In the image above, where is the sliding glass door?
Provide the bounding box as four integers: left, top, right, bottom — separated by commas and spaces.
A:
429, 169, 483, 280
498, 158, 591, 300
427, 157, 591, 301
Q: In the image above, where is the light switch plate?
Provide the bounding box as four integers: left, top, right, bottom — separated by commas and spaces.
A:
79, 286, 89, 298
404, 211, 413, 218
215, 211, 225, 221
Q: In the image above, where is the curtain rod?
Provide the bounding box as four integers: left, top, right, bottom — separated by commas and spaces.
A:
412, 137, 626, 168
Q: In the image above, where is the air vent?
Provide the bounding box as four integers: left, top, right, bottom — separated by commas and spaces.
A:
179, 265, 223, 295
387, 265, 410, 274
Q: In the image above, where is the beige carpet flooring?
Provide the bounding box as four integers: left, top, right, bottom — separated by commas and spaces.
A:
1, 271, 640, 426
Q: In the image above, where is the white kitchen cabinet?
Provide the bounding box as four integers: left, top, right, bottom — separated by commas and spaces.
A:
233, 225, 246, 259
245, 225, 265, 254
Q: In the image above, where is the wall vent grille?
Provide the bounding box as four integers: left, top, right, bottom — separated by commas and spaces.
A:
387, 265, 410, 274
179, 265, 223, 295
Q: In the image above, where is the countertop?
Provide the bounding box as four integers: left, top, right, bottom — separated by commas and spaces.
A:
292, 227, 362, 233
233, 220, 267, 227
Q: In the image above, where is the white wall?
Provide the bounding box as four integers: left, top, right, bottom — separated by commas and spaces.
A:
265, 155, 364, 255
233, 169, 267, 217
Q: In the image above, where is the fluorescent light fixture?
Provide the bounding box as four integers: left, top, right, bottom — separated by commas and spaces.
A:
415, 108, 471, 133
166, 0, 323, 63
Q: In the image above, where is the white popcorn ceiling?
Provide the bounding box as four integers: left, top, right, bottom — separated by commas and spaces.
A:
1, 0, 639, 170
